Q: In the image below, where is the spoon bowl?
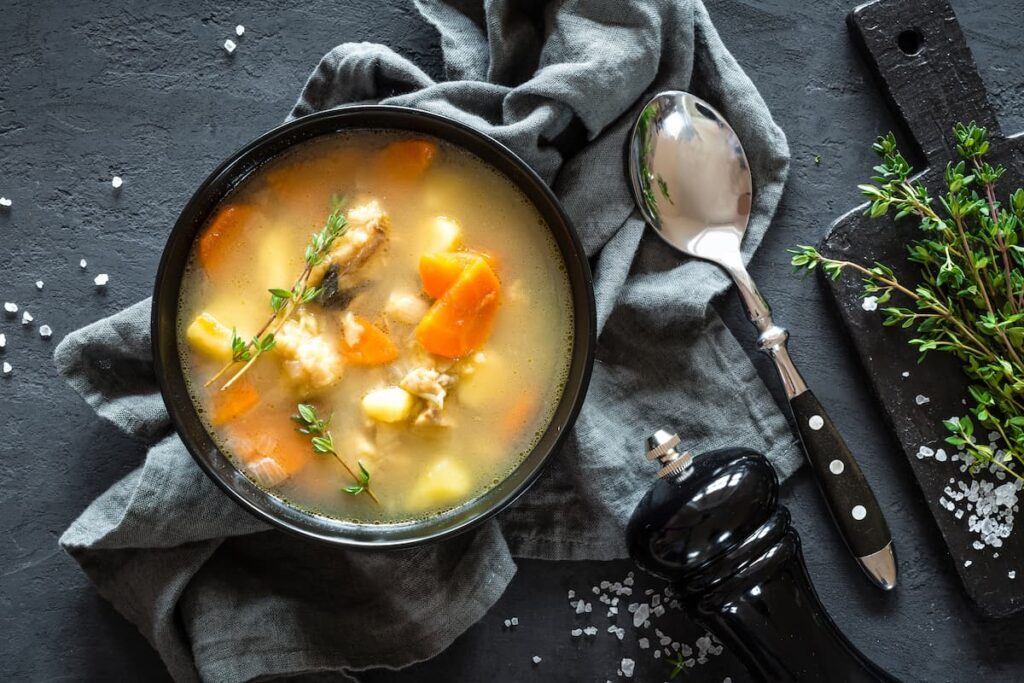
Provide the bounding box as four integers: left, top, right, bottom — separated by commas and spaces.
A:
628, 91, 752, 264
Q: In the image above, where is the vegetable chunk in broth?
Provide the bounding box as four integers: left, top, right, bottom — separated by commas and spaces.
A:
178, 131, 574, 522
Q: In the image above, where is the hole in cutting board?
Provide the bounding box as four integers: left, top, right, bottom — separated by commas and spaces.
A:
897, 28, 924, 56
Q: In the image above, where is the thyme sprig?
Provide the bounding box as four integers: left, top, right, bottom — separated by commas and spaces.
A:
205, 208, 349, 390
292, 403, 379, 503
790, 123, 1024, 480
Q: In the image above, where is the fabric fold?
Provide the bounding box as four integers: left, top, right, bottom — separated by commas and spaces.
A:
57, 1, 798, 680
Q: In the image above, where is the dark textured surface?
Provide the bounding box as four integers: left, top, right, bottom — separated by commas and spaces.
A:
822, 0, 1024, 619
1, 0, 1023, 681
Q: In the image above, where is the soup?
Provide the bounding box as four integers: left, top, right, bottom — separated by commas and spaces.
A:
177, 131, 574, 522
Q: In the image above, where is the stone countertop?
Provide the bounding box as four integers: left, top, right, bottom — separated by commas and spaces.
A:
2, 0, 1023, 680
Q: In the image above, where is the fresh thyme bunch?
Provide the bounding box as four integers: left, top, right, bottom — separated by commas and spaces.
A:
791, 123, 1024, 481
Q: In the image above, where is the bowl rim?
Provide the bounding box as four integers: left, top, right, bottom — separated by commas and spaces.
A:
152, 104, 596, 549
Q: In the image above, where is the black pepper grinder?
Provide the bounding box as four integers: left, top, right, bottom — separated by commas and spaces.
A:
626, 431, 897, 682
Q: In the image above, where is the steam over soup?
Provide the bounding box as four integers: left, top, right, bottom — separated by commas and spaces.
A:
178, 131, 574, 522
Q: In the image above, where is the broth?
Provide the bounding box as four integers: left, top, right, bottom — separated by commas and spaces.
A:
177, 130, 573, 522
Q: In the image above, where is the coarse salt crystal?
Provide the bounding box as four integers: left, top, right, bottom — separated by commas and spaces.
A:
861, 296, 878, 311
917, 445, 934, 459
224, 38, 237, 54
503, 619, 511, 628
0, 333, 5, 348
638, 638, 649, 649
510, 617, 518, 626
567, 590, 575, 599
621, 658, 635, 678
3, 302, 16, 314
915, 394, 930, 405
633, 603, 649, 628
901, 371, 910, 378
531, 656, 541, 664
935, 448, 948, 462
571, 628, 582, 637
2, 361, 10, 376
94, 273, 109, 286
39, 325, 52, 339
583, 626, 597, 636
576, 600, 586, 614
79, 259, 87, 269
964, 560, 972, 567
35, 280, 43, 290
1010, 571, 1016, 579
22, 311, 33, 325
235, 24, 245, 36
0, 197, 11, 207
111, 176, 123, 189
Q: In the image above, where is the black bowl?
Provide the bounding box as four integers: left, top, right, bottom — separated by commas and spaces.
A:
152, 105, 596, 548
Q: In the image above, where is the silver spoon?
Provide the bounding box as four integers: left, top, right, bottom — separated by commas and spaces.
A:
627, 90, 896, 591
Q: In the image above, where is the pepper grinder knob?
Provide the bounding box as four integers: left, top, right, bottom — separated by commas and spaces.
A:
645, 430, 693, 479
627, 437, 896, 682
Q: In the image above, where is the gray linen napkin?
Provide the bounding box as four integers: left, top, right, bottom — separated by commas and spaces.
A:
56, 1, 799, 680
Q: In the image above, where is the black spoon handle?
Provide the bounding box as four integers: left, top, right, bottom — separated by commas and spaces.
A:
790, 389, 895, 586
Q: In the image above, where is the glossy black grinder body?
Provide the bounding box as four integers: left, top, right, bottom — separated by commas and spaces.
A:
627, 445, 896, 682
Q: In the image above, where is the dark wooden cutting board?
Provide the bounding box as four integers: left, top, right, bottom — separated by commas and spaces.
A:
821, 0, 1024, 618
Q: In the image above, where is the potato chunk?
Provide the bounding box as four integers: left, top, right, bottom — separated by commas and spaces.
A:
409, 458, 472, 509
185, 312, 233, 361
362, 386, 416, 423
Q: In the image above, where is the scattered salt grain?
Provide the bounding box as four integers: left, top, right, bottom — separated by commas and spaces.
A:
620, 658, 635, 678
915, 394, 930, 405
79, 259, 87, 269
576, 600, 586, 614
901, 371, 910, 378
94, 273, 109, 286
2, 362, 10, 376
592, 586, 600, 595
531, 656, 541, 665
567, 590, 575, 600
510, 617, 519, 627
964, 560, 972, 567
0, 333, 5, 348
916, 445, 935, 459
653, 650, 661, 659
571, 628, 583, 638
861, 296, 878, 311
21, 311, 32, 325
4, 302, 17, 315
39, 325, 52, 339
224, 38, 237, 54
638, 638, 649, 650
235, 24, 245, 36
934, 448, 948, 462
35, 280, 43, 290
0, 197, 11, 207
503, 619, 511, 628
1010, 570, 1017, 580
609, 606, 618, 615
111, 175, 123, 189
583, 626, 598, 636
633, 603, 650, 628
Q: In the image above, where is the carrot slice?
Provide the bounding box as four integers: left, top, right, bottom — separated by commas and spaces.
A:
197, 204, 256, 278
415, 257, 501, 358
501, 392, 540, 441
419, 251, 500, 299
209, 378, 260, 425
340, 315, 399, 366
377, 139, 437, 182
